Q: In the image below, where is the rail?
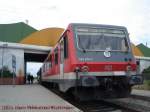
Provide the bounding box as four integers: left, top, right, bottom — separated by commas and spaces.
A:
42, 83, 141, 112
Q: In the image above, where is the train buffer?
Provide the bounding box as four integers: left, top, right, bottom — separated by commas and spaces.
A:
0, 84, 82, 112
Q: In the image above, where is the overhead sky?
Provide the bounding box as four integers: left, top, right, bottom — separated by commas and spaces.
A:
0, 0, 150, 47
27, 62, 42, 76
0, 0, 150, 75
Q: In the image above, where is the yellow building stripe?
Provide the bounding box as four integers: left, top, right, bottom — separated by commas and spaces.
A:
20, 28, 64, 46
131, 44, 144, 56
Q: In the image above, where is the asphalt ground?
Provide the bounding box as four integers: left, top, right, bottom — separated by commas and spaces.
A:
0, 84, 81, 112
132, 89, 150, 97
0, 84, 149, 112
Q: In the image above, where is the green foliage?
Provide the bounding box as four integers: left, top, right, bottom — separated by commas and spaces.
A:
145, 80, 150, 87
143, 66, 150, 74
142, 66, 150, 80
0, 66, 14, 78
133, 66, 150, 90
133, 80, 150, 90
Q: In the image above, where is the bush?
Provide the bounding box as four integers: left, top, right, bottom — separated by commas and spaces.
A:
0, 66, 14, 78
133, 66, 150, 90
142, 66, 150, 80
145, 80, 150, 86
143, 66, 150, 74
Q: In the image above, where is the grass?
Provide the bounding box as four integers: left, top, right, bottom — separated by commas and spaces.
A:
133, 80, 150, 90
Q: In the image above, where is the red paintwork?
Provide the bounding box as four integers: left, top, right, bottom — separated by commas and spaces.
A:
42, 24, 137, 78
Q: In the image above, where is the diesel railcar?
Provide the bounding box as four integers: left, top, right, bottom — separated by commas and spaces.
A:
40, 23, 143, 100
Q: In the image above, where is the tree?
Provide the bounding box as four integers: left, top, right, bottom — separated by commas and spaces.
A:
142, 66, 150, 80
0, 66, 14, 78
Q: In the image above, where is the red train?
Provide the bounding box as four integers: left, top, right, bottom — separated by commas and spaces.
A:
38, 23, 143, 100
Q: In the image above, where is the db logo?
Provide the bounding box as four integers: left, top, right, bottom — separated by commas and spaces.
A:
104, 49, 111, 58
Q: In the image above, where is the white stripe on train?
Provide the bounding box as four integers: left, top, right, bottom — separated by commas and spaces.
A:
42, 71, 136, 80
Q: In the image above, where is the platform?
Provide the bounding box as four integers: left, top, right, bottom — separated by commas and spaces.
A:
132, 89, 150, 97
0, 84, 82, 112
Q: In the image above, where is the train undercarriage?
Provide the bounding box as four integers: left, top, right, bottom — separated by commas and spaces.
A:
68, 76, 132, 101
41, 75, 141, 101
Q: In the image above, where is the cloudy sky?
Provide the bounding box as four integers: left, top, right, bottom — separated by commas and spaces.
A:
0, 0, 150, 46
0, 0, 150, 75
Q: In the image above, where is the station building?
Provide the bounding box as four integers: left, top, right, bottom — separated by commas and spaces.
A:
0, 22, 149, 84
0, 22, 64, 84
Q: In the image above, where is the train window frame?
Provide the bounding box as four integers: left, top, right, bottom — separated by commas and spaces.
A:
60, 39, 64, 63
43, 64, 45, 73
51, 53, 54, 67
54, 47, 58, 64
42, 65, 44, 73
48, 55, 52, 68
64, 36, 68, 59
45, 63, 47, 71
75, 27, 130, 52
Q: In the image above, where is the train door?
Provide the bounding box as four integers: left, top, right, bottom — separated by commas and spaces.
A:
60, 39, 64, 79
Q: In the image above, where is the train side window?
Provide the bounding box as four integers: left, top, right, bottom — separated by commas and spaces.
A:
45, 62, 47, 71
46, 62, 49, 70
43, 64, 45, 72
42, 66, 44, 73
51, 54, 54, 67
50, 55, 52, 67
54, 48, 58, 64
48, 55, 52, 68
64, 36, 68, 59
44, 62, 47, 72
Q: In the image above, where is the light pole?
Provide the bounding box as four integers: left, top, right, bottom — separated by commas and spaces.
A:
1, 43, 8, 84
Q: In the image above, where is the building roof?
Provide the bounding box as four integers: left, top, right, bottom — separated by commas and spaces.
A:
20, 28, 64, 46
131, 44, 144, 56
0, 22, 37, 43
137, 44, 150, 57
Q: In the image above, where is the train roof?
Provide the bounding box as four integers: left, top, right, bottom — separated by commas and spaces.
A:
69, 23, 127, 30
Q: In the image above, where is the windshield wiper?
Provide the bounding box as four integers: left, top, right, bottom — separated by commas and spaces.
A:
82, 48, 86, 53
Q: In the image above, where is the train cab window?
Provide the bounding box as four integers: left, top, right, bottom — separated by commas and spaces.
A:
64, 36, 68, 59
76, 27, 128, 51
54, 48, 58, 64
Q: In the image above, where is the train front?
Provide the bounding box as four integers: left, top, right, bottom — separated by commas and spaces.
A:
71, 24, 143, 100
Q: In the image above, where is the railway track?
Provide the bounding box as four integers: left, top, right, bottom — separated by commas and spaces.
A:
70, 100, 121, 112
130, 94, 150, 102
105, 94, 150, 112
42, 84, 140, 112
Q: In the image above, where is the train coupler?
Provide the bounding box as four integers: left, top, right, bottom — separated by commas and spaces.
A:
129, 75, 143, 85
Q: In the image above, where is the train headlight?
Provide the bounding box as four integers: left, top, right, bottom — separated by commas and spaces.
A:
81, 66, 89, 72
